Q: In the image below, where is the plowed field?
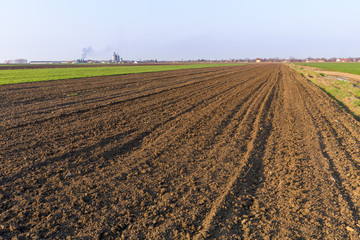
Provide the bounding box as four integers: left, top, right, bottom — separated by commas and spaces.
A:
1, 64, 360, 239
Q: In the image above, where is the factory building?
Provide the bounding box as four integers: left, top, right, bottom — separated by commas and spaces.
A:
5, 59, 27, 64
29, 61, 61, 64
112, 52, 121, 63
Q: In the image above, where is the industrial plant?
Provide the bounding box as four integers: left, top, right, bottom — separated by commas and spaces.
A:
112, 52, 122, 63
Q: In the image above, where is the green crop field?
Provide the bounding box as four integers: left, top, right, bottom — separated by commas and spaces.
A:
295, 63, 360, 75
0, 63, 242, 85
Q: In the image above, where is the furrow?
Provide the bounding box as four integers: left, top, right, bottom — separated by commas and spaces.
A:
194, 67, 280, 239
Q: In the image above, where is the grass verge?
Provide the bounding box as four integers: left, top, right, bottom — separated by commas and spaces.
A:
0, 63, 242, 85
290, 64, 360, 119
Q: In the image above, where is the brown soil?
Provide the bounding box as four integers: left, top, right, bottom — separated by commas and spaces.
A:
1, 64, 360, 239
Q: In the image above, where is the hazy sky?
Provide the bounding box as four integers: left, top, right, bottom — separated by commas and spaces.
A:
1, 0, 360, 62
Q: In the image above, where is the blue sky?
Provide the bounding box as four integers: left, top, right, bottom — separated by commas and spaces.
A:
1, 0, 359, 62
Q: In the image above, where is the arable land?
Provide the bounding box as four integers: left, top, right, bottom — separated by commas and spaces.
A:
1, 64, 360, 239
0, 63, 239, 85
0, 63, 172, 70
297, 63, 360, 76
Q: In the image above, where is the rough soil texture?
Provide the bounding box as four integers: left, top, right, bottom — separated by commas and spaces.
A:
1, 64, 360, 239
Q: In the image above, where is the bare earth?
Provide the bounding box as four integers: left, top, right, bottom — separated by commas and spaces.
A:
1, 64, 360, 239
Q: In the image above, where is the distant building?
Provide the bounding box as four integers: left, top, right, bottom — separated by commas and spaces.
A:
29, 61, 61, 64
112, 52, 121, 63
15, 59, 27, 64
256, 58, 261, 63
4, 59, 27, 64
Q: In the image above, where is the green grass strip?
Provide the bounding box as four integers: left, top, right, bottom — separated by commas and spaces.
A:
0, 64, 242, 85
295, 63, 360, 75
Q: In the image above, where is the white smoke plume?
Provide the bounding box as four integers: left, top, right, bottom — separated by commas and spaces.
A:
81, 46, 94, 59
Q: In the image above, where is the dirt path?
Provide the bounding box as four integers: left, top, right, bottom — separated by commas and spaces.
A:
1, 64, 360, 239
298, 64, 360, 83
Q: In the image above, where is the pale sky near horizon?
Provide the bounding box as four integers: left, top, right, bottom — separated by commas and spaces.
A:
1, 0, 360, 62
